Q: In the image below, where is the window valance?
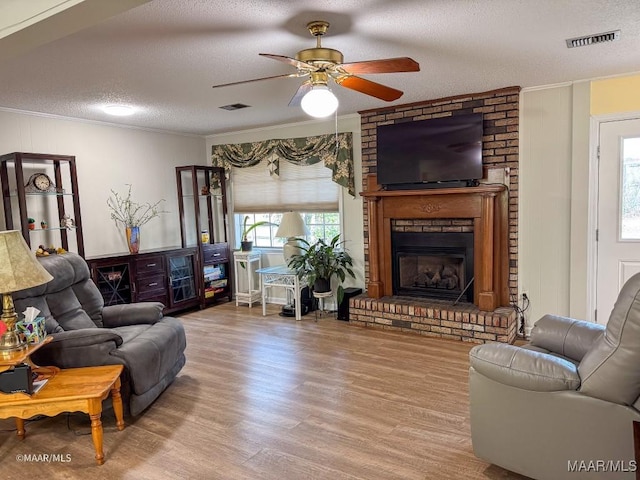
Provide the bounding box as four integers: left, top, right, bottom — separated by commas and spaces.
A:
211, 132, 354, 196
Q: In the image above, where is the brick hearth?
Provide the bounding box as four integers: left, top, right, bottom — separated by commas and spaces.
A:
349, 295, 517, 344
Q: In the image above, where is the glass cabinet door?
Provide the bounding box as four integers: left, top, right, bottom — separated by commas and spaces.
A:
169, 253, 197, 305
94, 263, 132, 305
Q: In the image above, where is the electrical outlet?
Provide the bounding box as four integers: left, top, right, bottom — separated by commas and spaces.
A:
522, 292, 529, 302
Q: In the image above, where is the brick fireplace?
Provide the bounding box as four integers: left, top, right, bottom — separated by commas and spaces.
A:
350, 86, 520, 344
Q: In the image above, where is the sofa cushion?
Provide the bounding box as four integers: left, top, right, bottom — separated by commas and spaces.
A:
110, 317, 186, 396
530, 314, 604, 362
470, 343, 581, 391
44, 288, 97, 330
579, 272, 640, 405
112, 324, 153, 345
13, 253, 104, 330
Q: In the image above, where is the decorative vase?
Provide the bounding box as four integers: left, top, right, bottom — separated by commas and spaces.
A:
126, 226, 140, 254
240, 240, 253, 252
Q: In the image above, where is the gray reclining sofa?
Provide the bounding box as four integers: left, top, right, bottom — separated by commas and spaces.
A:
13, 252, 186, 416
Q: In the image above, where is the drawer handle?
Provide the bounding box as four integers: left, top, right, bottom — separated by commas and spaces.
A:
148, 282, 158, 287
213, 253, 221, 257
147, 263, 157, 267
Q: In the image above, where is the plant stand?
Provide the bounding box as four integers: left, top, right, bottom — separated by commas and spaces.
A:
233, 250, 262, 308
313, 290, 334, 321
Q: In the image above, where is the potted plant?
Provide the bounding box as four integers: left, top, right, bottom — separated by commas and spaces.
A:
287, 234, 355, 304
240, 216, 271, 251
27, 217, 35, 230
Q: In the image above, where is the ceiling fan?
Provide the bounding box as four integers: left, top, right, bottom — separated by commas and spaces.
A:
211, 21, 420, 117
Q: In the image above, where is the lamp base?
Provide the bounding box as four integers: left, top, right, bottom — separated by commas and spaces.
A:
282, 239, 303, 265
1, 293, 27, 353
0, 330, 26, 353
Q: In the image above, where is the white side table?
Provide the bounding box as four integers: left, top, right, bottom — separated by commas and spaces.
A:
233, 250, 262, 308
256, 265, 307, 321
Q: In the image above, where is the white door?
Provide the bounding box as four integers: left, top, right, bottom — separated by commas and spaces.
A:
596, 119, 640, 324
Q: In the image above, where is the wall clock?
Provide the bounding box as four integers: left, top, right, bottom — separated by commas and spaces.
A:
24, 173, 57, 193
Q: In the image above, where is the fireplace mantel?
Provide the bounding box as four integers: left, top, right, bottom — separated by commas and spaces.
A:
361, 175, 509, 311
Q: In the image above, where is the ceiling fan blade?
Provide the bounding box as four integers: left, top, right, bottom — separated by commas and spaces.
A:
335, 75, 403, 101
339, 57, 420, 74
212, 73, 300, 89
259, 53, 316, 71
288, 82, 312, 107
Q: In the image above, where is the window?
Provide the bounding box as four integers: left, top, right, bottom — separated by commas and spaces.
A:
621, 137, 640, 240
236, 212, 340, 248
231, 157, 341, 248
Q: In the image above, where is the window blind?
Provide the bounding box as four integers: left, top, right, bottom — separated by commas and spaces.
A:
232, 159, 338, 213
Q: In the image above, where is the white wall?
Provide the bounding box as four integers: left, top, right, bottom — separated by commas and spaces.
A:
0, 109, 206, 257
519, 83, 592, 333
206, 114, 365, 305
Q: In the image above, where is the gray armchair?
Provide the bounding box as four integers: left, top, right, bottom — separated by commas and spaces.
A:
13, 252, 186, 416
469, 273, 640, 480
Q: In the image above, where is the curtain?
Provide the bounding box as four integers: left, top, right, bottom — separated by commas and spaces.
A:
211, 132, 354, 196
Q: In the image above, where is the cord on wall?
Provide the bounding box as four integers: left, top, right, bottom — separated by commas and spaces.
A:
511, 292, 530, 338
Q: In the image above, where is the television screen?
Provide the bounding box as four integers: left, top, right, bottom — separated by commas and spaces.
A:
376, 113, 483, 187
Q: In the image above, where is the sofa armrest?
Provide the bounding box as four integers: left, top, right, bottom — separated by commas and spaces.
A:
102, 302, 164, 328
45, 329, 123, 348
30, 328, 123, 369
469, 343, 581, 392
530, 314, 604, 361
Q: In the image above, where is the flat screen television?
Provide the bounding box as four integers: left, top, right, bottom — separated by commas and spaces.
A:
376, 113, 483, 189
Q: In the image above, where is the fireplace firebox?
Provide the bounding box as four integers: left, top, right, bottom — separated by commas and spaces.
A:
391, 232, 474, 303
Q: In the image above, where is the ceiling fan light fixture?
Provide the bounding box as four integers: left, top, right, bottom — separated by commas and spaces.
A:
300, 85, 338, 118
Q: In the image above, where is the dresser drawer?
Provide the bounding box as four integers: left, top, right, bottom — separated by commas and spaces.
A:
203, 243, 229, 264
135, 255, 165, 276
136, 272, 167, 295
137, 291, 169, 305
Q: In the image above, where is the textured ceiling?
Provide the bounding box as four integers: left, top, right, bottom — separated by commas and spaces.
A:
0, 0, 639, 136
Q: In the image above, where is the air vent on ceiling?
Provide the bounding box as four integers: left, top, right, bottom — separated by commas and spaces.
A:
566, 30, 620, 48
219, 103, 251, 111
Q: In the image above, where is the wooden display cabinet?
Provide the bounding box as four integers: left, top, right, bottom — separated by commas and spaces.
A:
0, 152, 84, 256
87, 247, 200, 314
176, 165, 231, 308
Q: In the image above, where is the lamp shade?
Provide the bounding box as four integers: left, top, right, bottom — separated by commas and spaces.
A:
275, 212, 310, 238
0, 231, 53, 294
300, 86, 338, 118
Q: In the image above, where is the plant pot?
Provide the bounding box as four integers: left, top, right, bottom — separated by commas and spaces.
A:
240, 240, 253, 252
313, 277, 331, 293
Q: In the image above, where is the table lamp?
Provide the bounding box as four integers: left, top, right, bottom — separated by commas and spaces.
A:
0, 230, 53, 353
275, 212, 310, 265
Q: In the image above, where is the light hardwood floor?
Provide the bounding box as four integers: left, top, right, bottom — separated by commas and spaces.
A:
0, 302, 529, 479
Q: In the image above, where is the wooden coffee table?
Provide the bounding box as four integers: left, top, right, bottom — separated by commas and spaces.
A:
0, 364, 125, 465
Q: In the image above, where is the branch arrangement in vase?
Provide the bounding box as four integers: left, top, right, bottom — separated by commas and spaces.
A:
107, 184, 169, 227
